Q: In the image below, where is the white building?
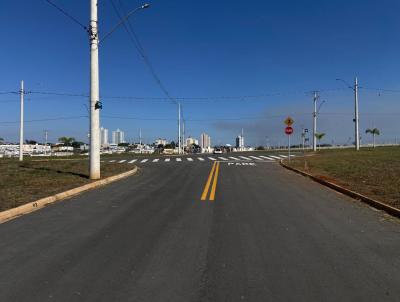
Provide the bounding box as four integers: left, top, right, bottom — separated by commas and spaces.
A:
236, 135, 244, 150
112, 129, 125, 145
100, 127, 109, 147
186, 137, 199, 146
200, 133, 211, 151
155, 138, 167, 146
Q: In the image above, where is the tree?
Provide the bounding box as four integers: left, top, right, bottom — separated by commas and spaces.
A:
365, 128, 380, 148
314, 133, 326, 150
25, 139, 37, 144
0, 137, 3, 144
71, 141, 84, 149
58, 137, 75, 146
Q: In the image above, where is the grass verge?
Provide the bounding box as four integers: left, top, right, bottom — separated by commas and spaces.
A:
0, 159, 133, 211
286, 147, 400, 210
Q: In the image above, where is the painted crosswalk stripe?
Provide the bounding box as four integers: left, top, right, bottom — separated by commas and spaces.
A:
141, 159, 148, 163
153, 158, 159, 162
176, 158, 182, 162
187, 158, 194, 161
165, 158, 170, 162
239, 156, 251, 160
109, 160, 116, 163
259, 156, 274, 160
218, 157, 228, 161
208, 157, 217, 161
270, 155, 281, 159
128, 159, 137, 163
249, 156, 263, 160
278, 155, 288, 158
229, 157, 240, 160
197, 158, 205, 161
118, 159, 127, 163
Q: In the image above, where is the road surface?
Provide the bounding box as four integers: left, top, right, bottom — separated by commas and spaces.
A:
0, 156, 399, 301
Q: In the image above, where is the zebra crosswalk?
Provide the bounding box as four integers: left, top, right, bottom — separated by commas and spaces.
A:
106, 154, 295, 165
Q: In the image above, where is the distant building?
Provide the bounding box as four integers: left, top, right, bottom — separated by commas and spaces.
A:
112, 129, 125, 145
100, 127, 109, 147
155, 138, 167, 146
186, 137, 199, 146
236, 135, 244, 150
200, 133, 211, 150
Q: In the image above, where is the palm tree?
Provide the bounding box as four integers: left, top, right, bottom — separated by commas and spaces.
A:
58, 137, 76, 146
315, 133, 326, 150
365, 128, 380, 148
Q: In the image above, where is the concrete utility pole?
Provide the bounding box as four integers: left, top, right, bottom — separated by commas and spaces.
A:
178, 103, 181, 154
44, 130, 49, 156
89, 0, 101, 179
354, 77, 360, 150
182, 118, 185, 154
19, 80, 24, 161
312, 91, 318, 152
139, 128, 142, 153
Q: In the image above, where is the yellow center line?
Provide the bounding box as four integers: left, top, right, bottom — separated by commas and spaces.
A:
209, 162, 220, 201
201, 162, 217, 201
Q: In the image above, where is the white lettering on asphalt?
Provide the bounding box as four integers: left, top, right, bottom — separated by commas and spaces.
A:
228, 162, 256, 166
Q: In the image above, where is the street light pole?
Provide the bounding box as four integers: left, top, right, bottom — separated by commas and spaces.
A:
19, 80, 24, 162
312, 91, 318, 152
178, 102, 181, 154
354, 77, 360, 150
89, 0, 101, 179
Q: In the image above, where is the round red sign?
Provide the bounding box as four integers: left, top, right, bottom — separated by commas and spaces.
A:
285, 126, 293, 135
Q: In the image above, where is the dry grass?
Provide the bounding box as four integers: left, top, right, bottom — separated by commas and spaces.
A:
0, 158, 133, 211
287, 147, 400, 209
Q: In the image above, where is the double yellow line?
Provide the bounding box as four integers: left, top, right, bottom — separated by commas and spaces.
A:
201, 161, 220, 201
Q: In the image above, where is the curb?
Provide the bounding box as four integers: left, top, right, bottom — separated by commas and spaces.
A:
0, 167, 138, 224
280, 160, 400, 219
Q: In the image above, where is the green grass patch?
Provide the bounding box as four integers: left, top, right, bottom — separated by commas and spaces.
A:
0, 158, 133, 211
287, 146, 400, 209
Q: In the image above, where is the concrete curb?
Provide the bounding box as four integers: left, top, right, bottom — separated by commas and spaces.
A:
280, 160, 400, 219
0, 167, 138, 224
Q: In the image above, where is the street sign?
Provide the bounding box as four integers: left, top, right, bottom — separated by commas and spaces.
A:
285, 126, 293, 135
284, 117, 294, 126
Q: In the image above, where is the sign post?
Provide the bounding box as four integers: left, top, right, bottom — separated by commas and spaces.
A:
284, 117, 294, 162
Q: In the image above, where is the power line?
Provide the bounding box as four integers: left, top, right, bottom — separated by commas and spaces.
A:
0, 116, 87, 124
44, 0, 88, 31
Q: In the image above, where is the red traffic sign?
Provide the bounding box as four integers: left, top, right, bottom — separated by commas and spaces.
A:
285, 126, 293, 135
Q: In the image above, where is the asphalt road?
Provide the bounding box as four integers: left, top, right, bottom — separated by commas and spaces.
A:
0, 158, 399, 301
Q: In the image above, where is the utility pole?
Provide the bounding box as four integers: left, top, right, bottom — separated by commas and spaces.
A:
89, 0, 101, 179
312, 91, 318, 152
44, 130, 49, 156
182, 118, 185, 154
178, 103, 181, 154
19, 80, 24, 162
139, 128, 142, 153
354, 77, 360, 150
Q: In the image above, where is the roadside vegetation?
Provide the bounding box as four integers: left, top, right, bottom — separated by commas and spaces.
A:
287, 146, 400, 209
0, 158, 134, 211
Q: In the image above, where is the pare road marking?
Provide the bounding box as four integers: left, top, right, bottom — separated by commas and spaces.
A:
227, 162, 256, 166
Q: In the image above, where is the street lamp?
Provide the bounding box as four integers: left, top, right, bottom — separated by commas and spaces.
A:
336, 77, 360, 151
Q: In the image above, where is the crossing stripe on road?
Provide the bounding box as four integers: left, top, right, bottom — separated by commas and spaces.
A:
128, 159, 137, 163
165, 158, 170, 162
208, 157, 217, 161
187, 158, 194, 161
259, 156, 274, 160
249, 156, 263, 160
109, 160, 116, 163
218, 157, 228, 161
119, 160, 127, 163
153, 159, 159, 162
229, 157, 240, 160
270, 156, 281, 159
198, 158, 205, 161
176, 158, 182, 162
239, 156, 251, 160
141, 159, 149, 163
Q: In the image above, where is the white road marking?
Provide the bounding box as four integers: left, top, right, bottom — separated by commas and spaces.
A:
270, 156, 281, 159
239, 156, 251, 160
249, 156, 263, 160
229, 157, 240, 160
197, 158, 205, 161
218, 157, 228, 161
187, 158, 194, 161
259, 156, 274, 160
128, 159, 137, 163
153, 158, 159, 162
109, 160, 116, 163
278, 155, 288, 158
165, 158, 170, 162
140, 159, 148, 163
176, 158, 182, 162
119, 160, 127, 163
208, 157, 217, 161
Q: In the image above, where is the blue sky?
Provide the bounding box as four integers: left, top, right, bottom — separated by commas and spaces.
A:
1, 0, 400, 146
